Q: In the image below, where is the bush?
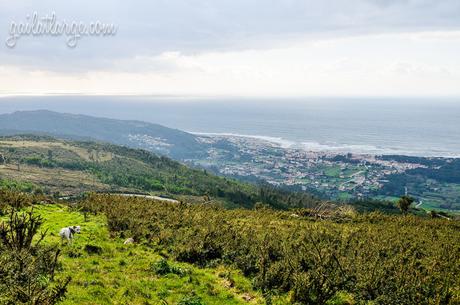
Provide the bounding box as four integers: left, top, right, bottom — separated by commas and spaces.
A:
84, 244, 103, 255
78, 194, 460, 305
0, 189, 37, 212
0, 209, 70, 304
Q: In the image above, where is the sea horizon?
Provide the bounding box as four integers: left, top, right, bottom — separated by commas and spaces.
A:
1, 95, 459, 158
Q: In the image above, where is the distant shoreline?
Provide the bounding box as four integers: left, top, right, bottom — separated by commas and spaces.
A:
192, 132, 460, 159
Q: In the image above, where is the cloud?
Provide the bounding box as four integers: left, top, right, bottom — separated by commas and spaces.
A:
1, 0, 460, 72
0, 1, 459, 96
1, 31, 459, 97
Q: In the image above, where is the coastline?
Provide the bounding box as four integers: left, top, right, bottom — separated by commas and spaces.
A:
192, 132, 460, 159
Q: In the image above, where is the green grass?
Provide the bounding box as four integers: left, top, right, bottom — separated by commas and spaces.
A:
0, 178, 39, 192
324, 166, 341, 178
32, 204, 264, 305
375, 195, 400, 202
337, 192, 353, 201
342, 168, 359, 178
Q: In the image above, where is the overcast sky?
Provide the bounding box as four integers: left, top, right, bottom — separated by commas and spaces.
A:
1, 0, 460, 97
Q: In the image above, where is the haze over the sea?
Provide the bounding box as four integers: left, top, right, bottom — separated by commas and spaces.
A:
1, 96, 459, 158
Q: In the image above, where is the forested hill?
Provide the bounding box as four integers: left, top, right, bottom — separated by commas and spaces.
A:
0, 135, 319, 209
0, 110, 206, 159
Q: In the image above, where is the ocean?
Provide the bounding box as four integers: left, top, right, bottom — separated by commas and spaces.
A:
1, 96, 459, 157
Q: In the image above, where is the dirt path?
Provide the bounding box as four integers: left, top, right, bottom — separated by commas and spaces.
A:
113, 193, 180, 203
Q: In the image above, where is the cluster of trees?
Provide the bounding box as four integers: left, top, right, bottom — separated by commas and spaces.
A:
89, 156, 319, 209
327, 154, 361, 164
80, 194, 460, 305
378, 157, 460, 197
409, 158, 460, 183
377, 155, 447, 167
348, 198, 401, 214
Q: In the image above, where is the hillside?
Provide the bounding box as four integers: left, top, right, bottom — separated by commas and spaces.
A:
1, 110, 457, 213
0, 197, 265, 305
0, 135, 318, 209
1, 192, 459, 304
0, 110, 206, 159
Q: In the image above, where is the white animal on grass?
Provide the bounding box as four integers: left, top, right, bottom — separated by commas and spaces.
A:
123, 238, 135, 245
59, 226, 81, 242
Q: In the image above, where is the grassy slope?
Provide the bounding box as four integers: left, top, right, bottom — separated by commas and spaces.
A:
34, 204, 265, 305
0, 136, 255, 202
0, 163, 113, 194
0, 136, 319, 210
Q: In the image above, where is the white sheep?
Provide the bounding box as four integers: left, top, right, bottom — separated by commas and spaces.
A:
59, 226, 81, 242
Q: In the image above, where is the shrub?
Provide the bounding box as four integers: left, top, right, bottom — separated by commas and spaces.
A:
77, 195, 460, 305
0, 189, 37, 212
0, 209, 70, 304
84, 244, 103, 255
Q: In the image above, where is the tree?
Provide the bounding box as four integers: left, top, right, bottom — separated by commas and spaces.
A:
47, 149, 53, 161
397, 195, 414, 215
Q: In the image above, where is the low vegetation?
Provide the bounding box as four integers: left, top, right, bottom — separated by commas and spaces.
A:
76, 194, 460, 304
0, 192, 264, 305
1, 189, 460, 304
1, 136, 460, 304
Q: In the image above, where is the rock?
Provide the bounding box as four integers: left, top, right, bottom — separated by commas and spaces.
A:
123, 238, 135, 245
222, 278, 235, 288
242, 293, 253, 302
39, 199, 54, 204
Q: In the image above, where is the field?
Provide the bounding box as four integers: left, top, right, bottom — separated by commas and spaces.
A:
2, 191, 460, 304
2, 203, 265, 305
0, 163, 113, 195
0, 139, 115, 195
0, 140, 113, 162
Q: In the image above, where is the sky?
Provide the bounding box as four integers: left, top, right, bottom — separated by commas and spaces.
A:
0, 0, 460, 97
